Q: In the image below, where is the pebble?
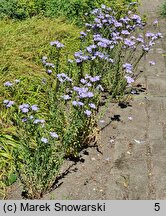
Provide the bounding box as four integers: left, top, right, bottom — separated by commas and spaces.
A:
109, 139, 115, 143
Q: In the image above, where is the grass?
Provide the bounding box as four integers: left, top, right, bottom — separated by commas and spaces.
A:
0, 16, 81, 127
0, 17, 80, 79
0, 16, 81, 198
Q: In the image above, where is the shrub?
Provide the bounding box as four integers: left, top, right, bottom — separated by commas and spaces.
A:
0, 0, 135, 22
0, 0, 46, 20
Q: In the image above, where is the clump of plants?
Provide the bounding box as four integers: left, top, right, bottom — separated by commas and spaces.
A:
1, 3, 162, 199
0, 0, 135, 23
68, 3, 162, 98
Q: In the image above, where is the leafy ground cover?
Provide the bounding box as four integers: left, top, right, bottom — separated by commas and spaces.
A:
0, 1, 163, 199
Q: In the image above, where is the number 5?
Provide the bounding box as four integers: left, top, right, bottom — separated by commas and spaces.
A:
154, 203, 160, 211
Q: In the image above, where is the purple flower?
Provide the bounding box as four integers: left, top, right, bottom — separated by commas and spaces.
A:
72, 101, 78, 106
136, 37, 144, 43
77, 101, 84, 106
101, 4, 106, 9
86, 82, 92, 87
125, 76, 134, 84
121, 30, 130, 35
124, 39, 135, 47
34, 119, 40, 124
57, 73, 72, 82
131, 14, 141, 23
80, 31, 87, 37
91, 9, 100, 15
80, 78, 87, 84
93, 34, 102, 42
45, 62, 55, 68
149, 41, 155, 47
73, 87, 88, 94
72, 101, 84, 106
21, 108, 29, 113
85, 74, 92, 79
153, 19, 158, 25
50, 40, 64, 48
97, 41, 107, 48
50, 132, 59, 138
94, 51, 105, 59
22, 118, 28, 122
47, 69, 52, 74
41, 137, 48, 144
89, 103, 96, 109
142, 45, 150, 52
156, 32, 163, 38
94, 18, 101, 24
19, 104, 29, 109
145, 32, 155, 38
86, 92, 94, 98
84, 110, 92, 117
120, 17, 130, 24
114, 21, 122, 28
149, 61, 156, 66
5, 101, 15, 108
74, 51, 83, 58
61, 95, 71, 100
34, 119, 45, 124
86, 44, 97, 53
123, 63, 133, 73
90, 76, 101, 82
76, 59, 82, 64
4, 81, 13, 87
31, 105, 39, 111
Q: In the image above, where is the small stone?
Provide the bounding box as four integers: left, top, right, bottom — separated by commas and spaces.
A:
109, 139, 115, 143
91, 157, 96, 161
127, 151, 131, 155
134, 139, 145, 144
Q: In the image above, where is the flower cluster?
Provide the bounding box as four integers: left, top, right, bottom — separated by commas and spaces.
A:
19, 104, 39, 113
41, 132, 59, 144
3, 100, 15, 108
50, 40, 64, 48
4, 79, 20, 87
57, 73, 72, 83
74, 4, 162, 92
